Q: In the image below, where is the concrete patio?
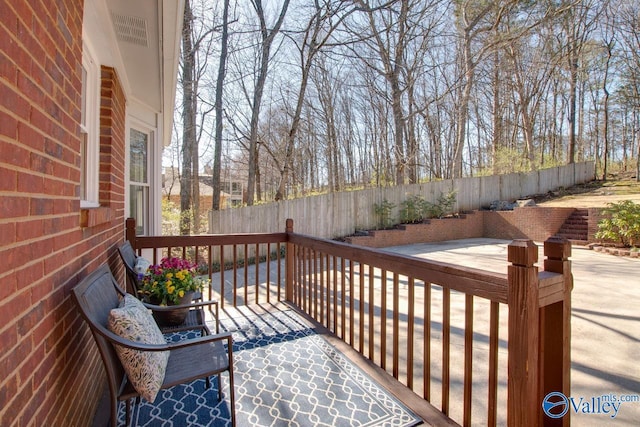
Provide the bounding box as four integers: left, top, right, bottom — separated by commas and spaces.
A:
384, 238, 640, 426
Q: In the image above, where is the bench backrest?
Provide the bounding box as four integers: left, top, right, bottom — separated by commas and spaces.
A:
117, 241, 141, 295
71, 265, 126, 399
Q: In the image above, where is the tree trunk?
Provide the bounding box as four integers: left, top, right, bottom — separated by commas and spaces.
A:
275, 57, 312, 200
212, 0, 229, 211
453, 35, 473, 179
180, 0, 195, 235
406, 73, 418, 184
246, 0, 290, 206
451, 53, 473, 178
492, 50, 501, 173
391, 78, 406, 185
602, 39, 613, 181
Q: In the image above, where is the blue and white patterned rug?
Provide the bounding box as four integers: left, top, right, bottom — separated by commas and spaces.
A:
118, 310, 421, 426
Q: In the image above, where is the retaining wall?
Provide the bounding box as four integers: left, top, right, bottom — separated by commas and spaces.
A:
345, 207, 579, 247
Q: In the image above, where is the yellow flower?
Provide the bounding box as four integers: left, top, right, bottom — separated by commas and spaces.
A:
166, 272, 173, 279
167, 286, 175, 294
166, 280, 172, 287
178, 290, 184, 298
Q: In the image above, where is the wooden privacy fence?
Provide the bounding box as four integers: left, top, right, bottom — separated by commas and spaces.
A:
209, 161, 595, 239
126, 218, 573, 426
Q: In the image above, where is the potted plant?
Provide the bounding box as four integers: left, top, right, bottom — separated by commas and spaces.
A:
138, 256, 208, 325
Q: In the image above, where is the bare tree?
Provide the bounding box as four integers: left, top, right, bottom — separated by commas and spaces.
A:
600, 5, 616, 180
273, 0, 356, 200
451, 0, 526, 178
179, 0, 216, 234
616, 0, 640, 181
503, 17, 558, 170
180, 0, 196, 234
246, 0, 290, 205
559, 0, 601, 164
212, 0, 230, 210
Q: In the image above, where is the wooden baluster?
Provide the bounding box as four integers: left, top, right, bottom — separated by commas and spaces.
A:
333, 255, 338, 334
359, 263, 365, 354
341, 257, 346, 340
266, 243, 271, 303
312, 251, 328, 326
302, 247, 308, 313
243, 243, 248, 304
349, 259, 355, 346
277, 242, 282, 301
255, 243, 259, 304
463, 294, 474, 426
380, 269, 387, 370
488, 301, 500, 427
368, 264, 375, 362
285, 219, 294, 303
232, 245, 238, 307
442, 287, 451, 415
407, 277, 415, 389
217, 245, 222, 308
393, 272, 400, 379
424, 281, 431, 401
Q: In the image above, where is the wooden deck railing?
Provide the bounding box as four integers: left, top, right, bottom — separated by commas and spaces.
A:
126, 218, 572, 427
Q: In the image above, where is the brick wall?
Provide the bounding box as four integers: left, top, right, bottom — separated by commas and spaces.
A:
346, 208, 576, 247
0, 2, 126, 426
346, 212, 484, 248
483, 207, 575, 241
587, 207, 605, 242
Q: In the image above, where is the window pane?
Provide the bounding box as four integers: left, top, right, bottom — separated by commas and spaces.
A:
129, 184, 148, 235
130, 129, 148, 183
81, 66, 87, 128
80, 132, 87, 200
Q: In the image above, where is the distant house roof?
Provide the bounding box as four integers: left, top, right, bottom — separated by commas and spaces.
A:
163, 168, 245, 198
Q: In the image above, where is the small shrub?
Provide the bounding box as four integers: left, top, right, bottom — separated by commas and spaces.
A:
400, 195, 429, 223
595, 200, 640, 247
373, 199, 396, 229
426, 190, 457, 219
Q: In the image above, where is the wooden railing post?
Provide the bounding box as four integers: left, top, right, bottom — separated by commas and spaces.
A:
540, 237, 572, 427
285, 219, 294, 302
125, 218, 137, 249
507, 239, 540, 427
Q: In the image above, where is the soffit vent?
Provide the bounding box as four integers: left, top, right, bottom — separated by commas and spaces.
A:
111, 12, 149, 47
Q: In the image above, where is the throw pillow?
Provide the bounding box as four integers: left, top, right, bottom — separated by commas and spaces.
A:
134, 256, 152, 276
107, 294, 169, 402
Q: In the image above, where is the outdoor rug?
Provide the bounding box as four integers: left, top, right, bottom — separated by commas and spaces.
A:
117, 309, 421, 426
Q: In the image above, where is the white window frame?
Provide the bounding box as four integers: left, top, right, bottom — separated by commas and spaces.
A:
127, 121, 155, 236
80, 39, 100, 208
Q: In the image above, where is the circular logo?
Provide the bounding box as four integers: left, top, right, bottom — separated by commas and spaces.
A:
542, 392, 569, 419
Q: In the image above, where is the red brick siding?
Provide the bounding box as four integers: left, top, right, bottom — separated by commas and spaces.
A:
0, 2, 126, 426
99, 67, 126, 209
